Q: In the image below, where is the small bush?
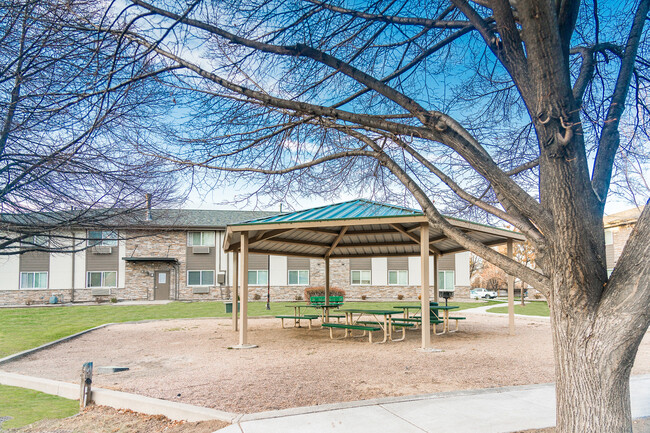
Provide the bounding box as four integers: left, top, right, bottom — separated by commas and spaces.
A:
110, 297, 118, 303
397, 294, 404, 300
361, 295, 367, 300
294, 294, 303, 301
253, 293, 261, 300
303, 286, 346, 302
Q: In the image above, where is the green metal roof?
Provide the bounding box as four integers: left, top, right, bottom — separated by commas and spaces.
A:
233, 199, 421, 225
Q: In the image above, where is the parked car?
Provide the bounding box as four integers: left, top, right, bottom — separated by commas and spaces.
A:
470, 288, 498, 299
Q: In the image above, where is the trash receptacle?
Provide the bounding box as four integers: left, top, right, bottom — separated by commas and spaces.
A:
225, 302, 240, 313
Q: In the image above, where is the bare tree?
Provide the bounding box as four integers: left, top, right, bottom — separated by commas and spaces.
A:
0, 0, 181, 253
99, 0, 649, 431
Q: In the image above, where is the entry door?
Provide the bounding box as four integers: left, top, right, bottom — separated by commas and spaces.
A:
154, 271, 170, 300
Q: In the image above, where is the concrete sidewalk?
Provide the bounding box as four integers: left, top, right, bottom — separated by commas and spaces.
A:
218, 375, 650, 433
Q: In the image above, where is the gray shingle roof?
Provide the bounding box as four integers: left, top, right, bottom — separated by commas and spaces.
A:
0, 208, 279, 230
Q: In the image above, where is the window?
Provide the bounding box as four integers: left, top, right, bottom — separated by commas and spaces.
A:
21, 235, 48, 248
288, 270, 309, 285
20, 272, 48, 289
86, 271, 117, 288
388, 270, 408, 285
188, 270, 215, 286
187, 231, 215, 247
248, 270, 268, 285
351, 270, 371, 285
438, 270, 455, 291
604, 229, 614, 245
607, 268, 614, 278
88, 231, 117, 246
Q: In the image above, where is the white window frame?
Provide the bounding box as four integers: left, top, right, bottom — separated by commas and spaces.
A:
604, 229, 614, 245
247, 270, 268, 286
21, 235, 49, 248
438, 270, 455, 291
86, 271, 117, 288
351, 269, 371, 285
288, 269, 309, 285
187, 270, 215, 286
20, 271, 48, 289
388, 269, 408, 285
187, 231, 216, 247
88, 230, 117, 247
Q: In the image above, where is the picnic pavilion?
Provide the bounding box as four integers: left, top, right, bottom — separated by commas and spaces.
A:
222, 199, 526, 349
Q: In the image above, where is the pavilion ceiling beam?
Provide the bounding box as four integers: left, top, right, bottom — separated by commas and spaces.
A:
325, 226, 348, 257
249, 229, 295, 246
441, 238, 513, 255
296, 228, 339, 235
331, 251, 422, 258
390, 223, 441, 255
248, 248, 324, 258
336, 240, 419, 248
265, 238, 331, 248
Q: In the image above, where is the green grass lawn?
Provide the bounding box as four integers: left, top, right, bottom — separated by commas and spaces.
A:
0, 384, 79, 429
0, 300, 485, 358
486, 301, 550, 317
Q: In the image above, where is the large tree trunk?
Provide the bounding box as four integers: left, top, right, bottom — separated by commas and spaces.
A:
551, 305, 635, 432
548, 207, 650, 432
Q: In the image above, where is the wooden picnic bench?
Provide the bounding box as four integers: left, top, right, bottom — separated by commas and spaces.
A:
322, 322, 381, 343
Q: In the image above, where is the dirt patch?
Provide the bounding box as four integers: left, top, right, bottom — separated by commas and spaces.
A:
6, 405, 228, 433
3, 314, 649, 415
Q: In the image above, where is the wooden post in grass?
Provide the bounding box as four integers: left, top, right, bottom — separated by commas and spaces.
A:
79, 362, 93, 409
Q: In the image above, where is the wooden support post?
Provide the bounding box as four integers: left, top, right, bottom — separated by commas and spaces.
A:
507, 239, 515, 336
232, 251, 239, 331
324, 256, 330, 322
79, 362, 93, 409
239, 233, 249, 346
433, 253, 439, 304
420, 223, 431, 349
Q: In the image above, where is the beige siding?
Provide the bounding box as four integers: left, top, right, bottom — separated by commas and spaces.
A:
19, 252, 50, 272
287, 257, 310, 270
387, 257, 408, 270
349, 258, 371, 270
438, 254, 455, 270
186, 247, 216, 270
86, 248, 119, 272
249, 254, 269, 270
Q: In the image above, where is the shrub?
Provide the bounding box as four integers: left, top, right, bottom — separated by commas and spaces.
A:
253, 293, 261, 300
303, 286, 346, 301
294, 294, 303, 301
361, 294, 367, 300
110, 297, 118, 303
397, 294, 404, 300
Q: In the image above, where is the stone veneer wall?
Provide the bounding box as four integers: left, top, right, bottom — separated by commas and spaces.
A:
124, 230, 186, 301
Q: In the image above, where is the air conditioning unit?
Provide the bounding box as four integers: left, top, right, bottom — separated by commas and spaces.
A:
192, 246, 210, 254
91, 288, 110, 296
192, 286, 210, 294
217, 272, 226, 285
92, 246, 113, 254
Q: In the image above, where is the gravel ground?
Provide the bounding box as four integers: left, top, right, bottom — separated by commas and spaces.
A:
7, 405, 228, 433
3, 314, 649, 414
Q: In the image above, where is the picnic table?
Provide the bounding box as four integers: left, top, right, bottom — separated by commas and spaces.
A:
332, 308, 402, 343
275, 303, 319, 329
393, 304, 462, 334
